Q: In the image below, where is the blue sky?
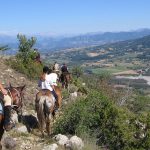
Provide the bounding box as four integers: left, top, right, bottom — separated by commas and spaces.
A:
0, 0, 150, 35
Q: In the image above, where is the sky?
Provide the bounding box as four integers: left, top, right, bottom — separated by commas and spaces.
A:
0, 0, 150, 35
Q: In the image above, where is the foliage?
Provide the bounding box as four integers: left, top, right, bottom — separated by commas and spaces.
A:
72, 66, 83, 78
72, 77, 88, 94
54, 90, 150, 149
127, 94, 150, 113
7, 34, 43, 79
7, 58, 43, 79
16, 34, 37, 64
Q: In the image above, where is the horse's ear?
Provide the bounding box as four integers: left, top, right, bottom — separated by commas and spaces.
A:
21, 85, 26, 91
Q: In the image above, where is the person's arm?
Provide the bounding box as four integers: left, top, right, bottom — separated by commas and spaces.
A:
0, 82, 8, 95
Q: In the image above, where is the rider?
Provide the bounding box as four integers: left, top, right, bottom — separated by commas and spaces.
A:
39, 66, 59, 110
61, 63, 69, 73
60, 63, 69, 83
0, 82, 15, 131
53, 62, 60, 72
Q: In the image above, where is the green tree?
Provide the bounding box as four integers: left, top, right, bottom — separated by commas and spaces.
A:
7, 34, 43, 79
17, 34, 37, 64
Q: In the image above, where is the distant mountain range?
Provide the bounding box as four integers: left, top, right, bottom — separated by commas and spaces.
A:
1, 28, 150, 54
45, 33, 150, 65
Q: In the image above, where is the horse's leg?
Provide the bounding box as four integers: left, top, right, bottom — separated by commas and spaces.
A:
57, 93, 62, 109
46, 114, 52, 136
46, 121, 50, 136
37, 112, 44, 137
67, 84, 70, 92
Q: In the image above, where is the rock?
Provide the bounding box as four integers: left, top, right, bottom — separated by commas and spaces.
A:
11, 112, 18, 124
53, 134, 69, 146
64, 140, 73, 150
17, 125, 28, 133
70, 92, 78, 100
43, 143, 58, 150
3, 137, 17, 149
5, 69, 13, 73
65, 135, 84, 150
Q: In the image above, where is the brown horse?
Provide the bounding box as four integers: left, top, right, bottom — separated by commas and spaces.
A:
60, 72, 72, 89
35, 86, 62, 137
0, 84, 25, 149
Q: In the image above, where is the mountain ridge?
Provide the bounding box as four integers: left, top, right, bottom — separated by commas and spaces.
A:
1, 28, 150, 54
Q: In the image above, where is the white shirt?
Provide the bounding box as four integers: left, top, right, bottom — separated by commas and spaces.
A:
41, 73, 58, 91
54, 63, 59, 71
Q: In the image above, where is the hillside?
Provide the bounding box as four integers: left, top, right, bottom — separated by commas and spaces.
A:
0, 57, 44, 149
45, 34, 150, 69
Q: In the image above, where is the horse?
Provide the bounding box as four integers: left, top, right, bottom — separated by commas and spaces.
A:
60, 72, 72, 89
0, 84, 25, 149
35, 86, 62, 137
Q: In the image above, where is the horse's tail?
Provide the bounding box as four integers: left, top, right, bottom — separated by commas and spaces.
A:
37, 96, 47, 130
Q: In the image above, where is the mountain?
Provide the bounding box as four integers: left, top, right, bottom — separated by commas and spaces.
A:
1, 28, 150, 54
45, 34, 150, 66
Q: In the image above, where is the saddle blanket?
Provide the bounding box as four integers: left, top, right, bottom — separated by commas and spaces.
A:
0, 102, 4, 115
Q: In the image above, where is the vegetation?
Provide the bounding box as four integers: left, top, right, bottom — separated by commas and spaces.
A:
7, 34, 43, 79
54, 89, 150, 149
53, 74, 150, 150
72, 66, 83, 78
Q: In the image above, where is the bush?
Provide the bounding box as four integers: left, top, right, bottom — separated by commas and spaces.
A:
54, 90, 150, 149
7, 58, 43, 79
127, 94, 150, 113
6, 34, 43, 80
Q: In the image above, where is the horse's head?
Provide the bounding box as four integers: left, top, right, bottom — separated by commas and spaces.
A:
7, 84, 25, 114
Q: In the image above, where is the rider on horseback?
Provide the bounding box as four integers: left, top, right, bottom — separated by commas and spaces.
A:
0, 82, 15, 131
39, 66, 59, 111
61, 63, 69, 73
60, 63, 69, 85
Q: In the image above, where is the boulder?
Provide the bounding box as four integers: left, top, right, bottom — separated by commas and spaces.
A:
53, 134, 69, 146
17, 125, 28, 133
65, 135, 84, 150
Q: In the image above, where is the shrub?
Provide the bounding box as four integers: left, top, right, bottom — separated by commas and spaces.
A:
54, 90, 150, 149
6, 34, 43, 80
7, 58, 43, 80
